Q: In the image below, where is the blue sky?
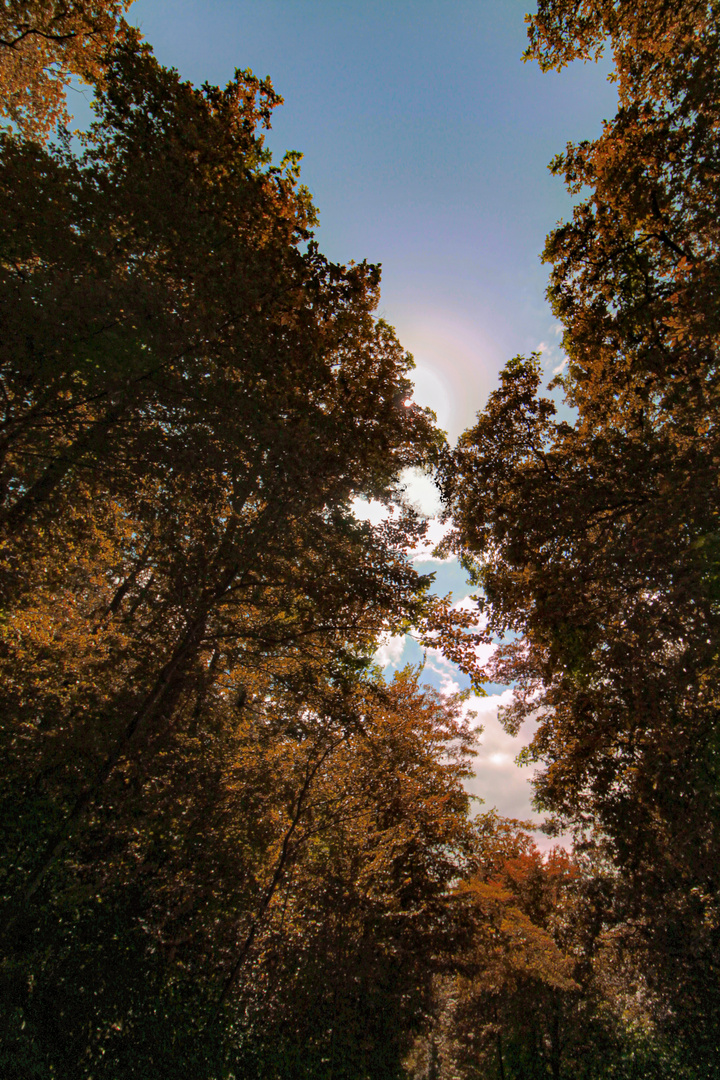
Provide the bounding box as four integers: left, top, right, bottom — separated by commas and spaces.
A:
115, 0, 616, 829
126, 0, 616, 439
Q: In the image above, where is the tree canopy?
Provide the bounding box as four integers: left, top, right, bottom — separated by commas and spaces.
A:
3, 3, 720, 1078
444, 0, 720, 1069
0, 0, 137, 139
0, 28, 487, 1078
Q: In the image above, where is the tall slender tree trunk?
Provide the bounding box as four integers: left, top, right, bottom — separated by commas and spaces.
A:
496, 1029, 506, 1080
22, 590, 219, 901
213, 735, 343, 1012
550, 996, 562, 1080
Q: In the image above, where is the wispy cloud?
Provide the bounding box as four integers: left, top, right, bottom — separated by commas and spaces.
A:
424, 646, 463, 695
535, 328, 568, 377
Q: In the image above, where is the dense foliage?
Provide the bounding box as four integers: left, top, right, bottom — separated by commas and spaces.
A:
0, 0, 138, 139
0, 22, 482, 1078
2, 2, 718, 1078
443, 0, 720, 1074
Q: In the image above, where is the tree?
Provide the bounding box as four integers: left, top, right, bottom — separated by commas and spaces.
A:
442, 1, 720, 1067
0, 0, 137, 140
0, 36, 457, 891
0, 36, 485, 1078
525, 0, 720, 441
448, 839, 579, 1080
222, 669, 478, 1080
2, 665, 480, 1078
407, 817, 697, 1080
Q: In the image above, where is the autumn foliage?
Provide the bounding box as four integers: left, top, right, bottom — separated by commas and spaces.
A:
0, 21, 485, 1078
1, 2, 719, 1079
442, 0, 720, 1074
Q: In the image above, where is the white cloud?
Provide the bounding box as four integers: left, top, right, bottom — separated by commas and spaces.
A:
399, 466, 443, 518
451, 593, 479, 614
461, 690, 570, 850
463, 688, 539, 821
351, 497, 392, 526
372, 634, 570, 851
424, 646, 463, 695
448, 596, 496, 667
474, 640, 498, 668
408, 516, 454, 563
451, 593, 484, 625
351, 497, 454, 568
374, 632, 407, 669
535, 337, 568, 377
408, 363, 453, 435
